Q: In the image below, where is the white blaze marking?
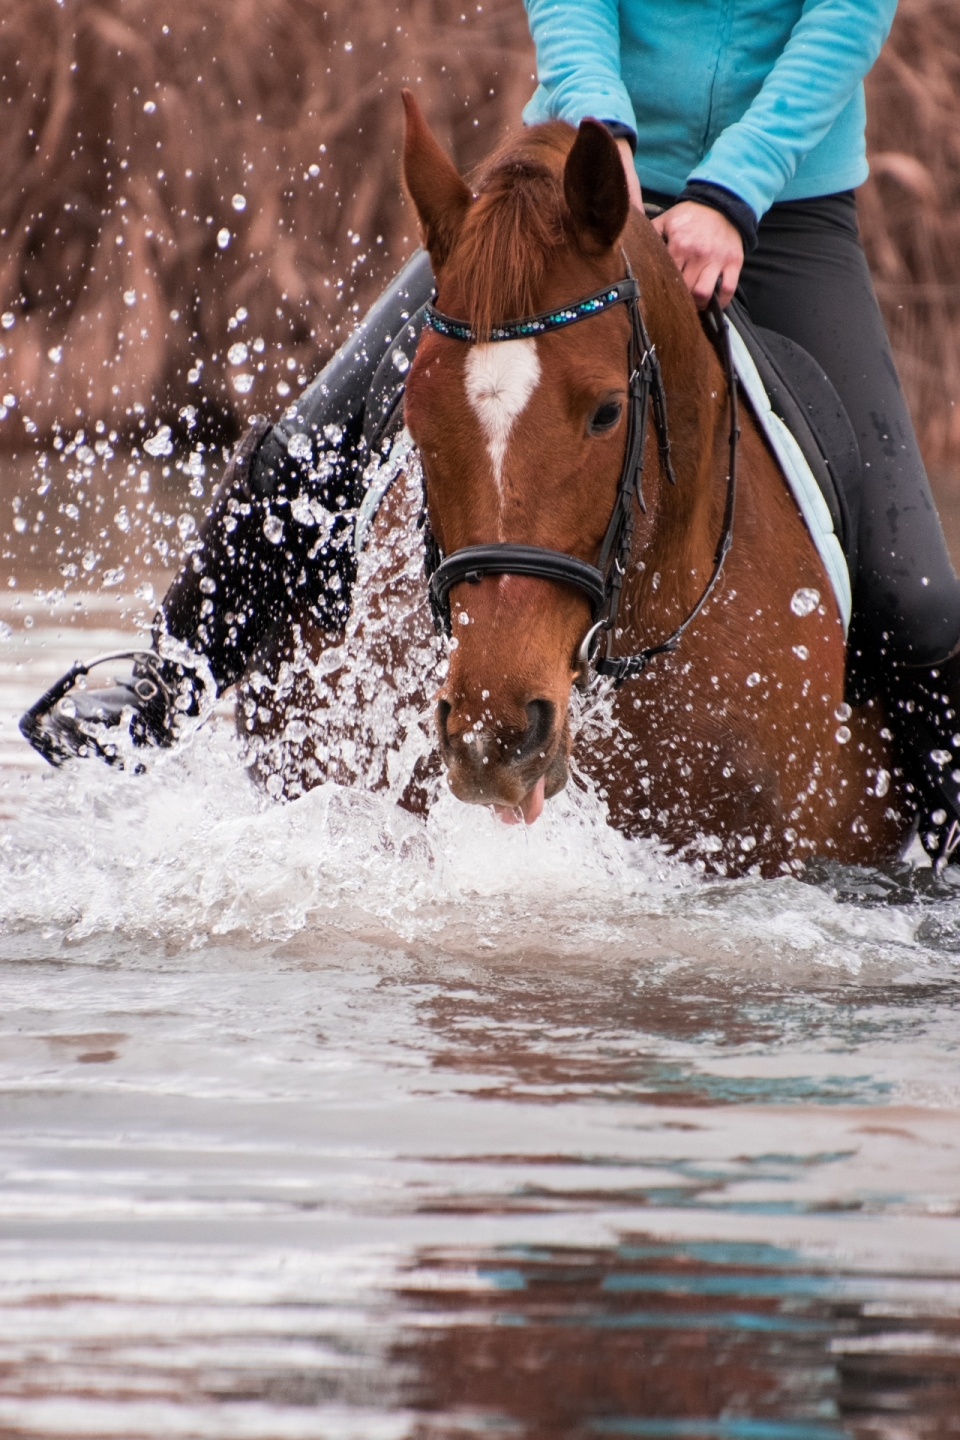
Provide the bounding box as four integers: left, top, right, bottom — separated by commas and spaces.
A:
464, 339, 541, 499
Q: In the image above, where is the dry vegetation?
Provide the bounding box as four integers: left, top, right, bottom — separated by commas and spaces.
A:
860, 0, 960, 463
0, 0, 958, 461
0, 0, 534, 448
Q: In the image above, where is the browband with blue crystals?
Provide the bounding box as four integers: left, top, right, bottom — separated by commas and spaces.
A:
424, 276, 641, 343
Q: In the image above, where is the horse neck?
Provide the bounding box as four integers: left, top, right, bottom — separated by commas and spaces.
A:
622, 223, 732, 630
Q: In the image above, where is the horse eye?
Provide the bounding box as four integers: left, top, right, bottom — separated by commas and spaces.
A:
588, 400, 622, 434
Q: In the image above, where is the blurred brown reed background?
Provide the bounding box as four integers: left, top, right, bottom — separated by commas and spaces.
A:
0, 0, 534, 450
861, 0, 960, 464
0, 0, 957, 461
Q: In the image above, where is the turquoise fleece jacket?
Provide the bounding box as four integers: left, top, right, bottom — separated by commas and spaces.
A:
521, 0, 898, 220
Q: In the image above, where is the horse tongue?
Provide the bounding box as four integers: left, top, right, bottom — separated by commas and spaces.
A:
494, 775, 546, 827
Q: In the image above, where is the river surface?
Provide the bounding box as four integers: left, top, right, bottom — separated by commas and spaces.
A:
2, 588, 960, 1439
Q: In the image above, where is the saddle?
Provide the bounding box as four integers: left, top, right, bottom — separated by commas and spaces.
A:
725, 296, 861, 579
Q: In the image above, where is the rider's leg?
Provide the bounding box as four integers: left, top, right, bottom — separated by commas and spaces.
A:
734, 192, 960, 852
159, 248, 434, 697
735, 191, 960, 669
21, 251, 434, 763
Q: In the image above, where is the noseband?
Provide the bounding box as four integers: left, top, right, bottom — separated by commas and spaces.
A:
419, 255, 739, 686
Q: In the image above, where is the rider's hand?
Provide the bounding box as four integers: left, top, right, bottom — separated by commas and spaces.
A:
651, 201, 743, 310
615, 139, 644, 212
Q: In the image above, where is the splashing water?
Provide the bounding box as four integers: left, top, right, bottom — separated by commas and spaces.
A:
4, 450, 960, 1437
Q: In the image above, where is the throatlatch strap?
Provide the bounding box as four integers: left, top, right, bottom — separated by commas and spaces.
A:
594, 292, 739, 686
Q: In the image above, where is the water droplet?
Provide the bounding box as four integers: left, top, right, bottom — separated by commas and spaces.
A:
232, 373, 254, 394
931, 748, 952, 767
81, 550, 97, 572
231, 194, 246, 211
790, 587, 820, 617
123, 289, 137, 307
392, 348, 410, 374
47, 345, 62, 364
791, 644, 808, 660
746, 672, 760, 688
227, 342, 248, 365
932, 808, 948, 826
835, 725, 851, 744
135, 582, 155, 603
1, 312, 14, 330
834, 702, 851, 722
177, 514, 196, 540
143, 99, 156, 113
740, 835, 756, 851
216, 228, 231, 249
286, 433, 312, 461
874, 768, 890, 798
263, 514, 284, 545
143, 425, 173, 458
58, 696, 77, 717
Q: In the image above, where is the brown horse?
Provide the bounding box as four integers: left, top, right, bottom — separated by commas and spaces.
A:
242, 95, 908, 877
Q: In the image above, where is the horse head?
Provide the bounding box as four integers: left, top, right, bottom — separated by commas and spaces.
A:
401, 93, 687, 823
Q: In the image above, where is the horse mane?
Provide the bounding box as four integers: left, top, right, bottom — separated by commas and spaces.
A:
452, 123, 572, 341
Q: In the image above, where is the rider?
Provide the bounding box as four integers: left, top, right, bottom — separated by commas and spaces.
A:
23, 0, 960, 855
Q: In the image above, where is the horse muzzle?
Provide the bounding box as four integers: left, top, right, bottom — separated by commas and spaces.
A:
435, 696, 570, 820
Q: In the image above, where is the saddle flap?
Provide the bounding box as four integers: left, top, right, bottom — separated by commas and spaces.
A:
725, 298, 861, 575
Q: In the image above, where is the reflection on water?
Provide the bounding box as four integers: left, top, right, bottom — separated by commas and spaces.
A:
2, 602, 960, 1437
398, 1240, 960, 1437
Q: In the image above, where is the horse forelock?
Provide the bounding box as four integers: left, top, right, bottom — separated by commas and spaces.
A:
450, 126, 572, 341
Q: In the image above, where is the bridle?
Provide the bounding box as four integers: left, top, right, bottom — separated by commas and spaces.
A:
419, 252, 740, 687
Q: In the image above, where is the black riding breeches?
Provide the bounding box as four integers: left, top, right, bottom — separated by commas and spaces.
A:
739, 192, 960, 668
159, 252, 434, 691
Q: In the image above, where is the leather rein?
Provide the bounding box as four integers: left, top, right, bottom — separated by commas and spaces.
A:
419, 254, 740, 687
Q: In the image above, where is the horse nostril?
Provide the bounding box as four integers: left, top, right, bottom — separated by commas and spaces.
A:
436, 698, 452, 747
517, 699, 555, 762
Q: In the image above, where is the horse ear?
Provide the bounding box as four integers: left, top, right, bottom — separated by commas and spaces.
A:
402, 89, 473, 271
563, 119, 630, 254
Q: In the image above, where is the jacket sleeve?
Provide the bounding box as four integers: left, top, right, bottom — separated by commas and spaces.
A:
689, 0, 898, 219
521, 0, 638, 139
